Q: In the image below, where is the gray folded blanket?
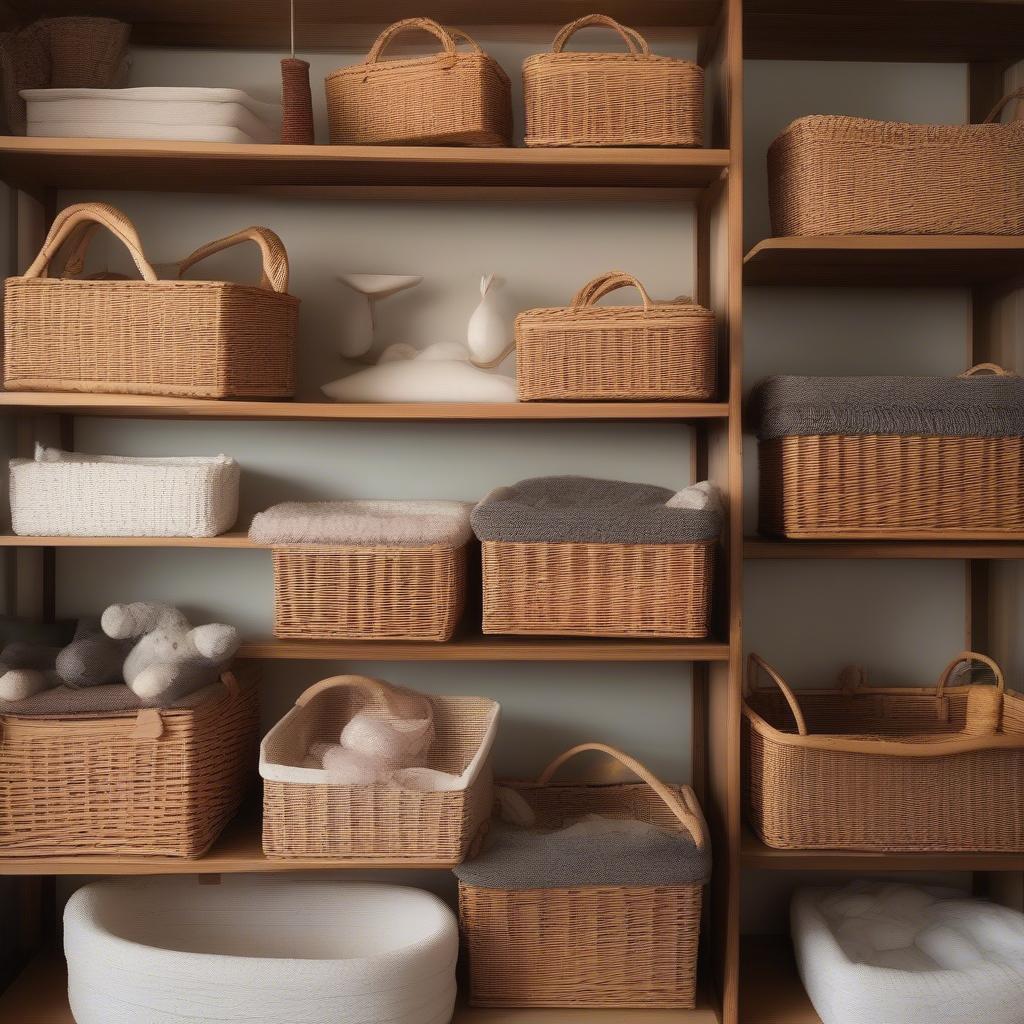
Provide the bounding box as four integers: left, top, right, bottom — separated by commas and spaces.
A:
471, 476, 723, 544
751, 374, 1024, 441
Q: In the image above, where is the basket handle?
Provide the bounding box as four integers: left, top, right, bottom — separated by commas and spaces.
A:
570, 270, 653, 312
960, 363, 1013, 377
177, 226, 290, 294
744, 654, 809, 737
551, 15, 650, 56
984, 87, 1024, 124
23, 202, 159, 283
537, 742, 706, 849
364, 18, 476, 65
935, 651, 1006, 699
293, 673, 429, 716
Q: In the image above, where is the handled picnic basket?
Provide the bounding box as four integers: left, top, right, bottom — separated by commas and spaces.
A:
260, 674, 499, 862
744, 652, 1024, 852
458, 743, 709, 1008
4, 202, 298, 398
515, 271, 717, 401
326, 18, 511, 146
523, 15, 704, 148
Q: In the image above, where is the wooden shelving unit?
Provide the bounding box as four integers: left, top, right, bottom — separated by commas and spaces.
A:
745, 538, 1024, 560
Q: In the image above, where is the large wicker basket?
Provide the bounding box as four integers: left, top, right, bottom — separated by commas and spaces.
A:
260, 674, 499, 862
0, 671, 258, 859
4, 202, 298, 399
326, 19, 511, 146
458, 743, 709, 1008
516, 271, 716, 402
744, 652, 1024, 852
523, 15, 703, 148
768, 93, 1024, 235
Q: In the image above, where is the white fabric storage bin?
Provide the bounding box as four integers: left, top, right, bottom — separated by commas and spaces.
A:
65, 876, 459, 1024
10, 446, 240, 537
792, 882, 1024, 1024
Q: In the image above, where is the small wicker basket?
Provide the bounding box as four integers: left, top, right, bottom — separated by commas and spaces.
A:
516, 271, 716, 401
326, 18, 511, 146
523, 15, 704, 148
260, 674, 499, 862
744, 652, 1024, 852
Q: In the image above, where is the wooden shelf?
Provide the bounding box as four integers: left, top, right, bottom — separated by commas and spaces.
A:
0, 532, 258, 548
745, 538, 1024, 560
740, 939, 819, 1024
743, 236, 1024, 288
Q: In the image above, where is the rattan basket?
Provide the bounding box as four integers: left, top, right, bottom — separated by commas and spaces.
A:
768, 90, 1024, 235
260, 674, 499, 862
4, 202, 298, 399
0, 671, 258, 859
744, 652, 1024, 852
516, 271, 716, 401
326, 18, 511, 146
458, 743, 708, 1008
523, 15, 703, 148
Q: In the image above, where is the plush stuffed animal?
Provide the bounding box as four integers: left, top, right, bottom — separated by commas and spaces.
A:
101, 602, 240, 703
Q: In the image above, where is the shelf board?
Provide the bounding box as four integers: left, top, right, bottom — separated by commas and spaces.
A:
0, 532, 258, 548
740, 939, 819, 1024
0, 138, 729, 200
743, 236, 1024, 288
745, 538, 1024, 560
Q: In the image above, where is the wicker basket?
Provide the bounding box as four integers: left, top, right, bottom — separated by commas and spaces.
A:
0, 671, 258, 859
768, 92, 1024, 235
523, 15, 703, 148
744, 652, 1024, 852
260, 674, 499, 862
516, 271, 716, 401
4, 202, 298, 399
458, 743, 708, 1008
326, 18, 511, 146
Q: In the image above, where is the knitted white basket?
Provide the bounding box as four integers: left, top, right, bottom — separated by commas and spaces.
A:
10, 446, 240, 537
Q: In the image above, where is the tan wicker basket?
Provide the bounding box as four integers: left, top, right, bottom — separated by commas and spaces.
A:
0, 671, 258, 859
260, 674, 499, 862
516, 271, 716, 401
326, 18, 511, 146
523, 15, 703, 148
744, 652, 1024, 852
271, 542, 466, 641
768, 91, 1024, 235
459, 743, 707, 1008
4, 202, 298, 399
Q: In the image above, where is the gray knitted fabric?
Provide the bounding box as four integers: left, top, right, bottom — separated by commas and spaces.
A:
453, 820, 712, 890
751, 374, 1024, 441
470, 476, 722, 544
0, 679, 229, 718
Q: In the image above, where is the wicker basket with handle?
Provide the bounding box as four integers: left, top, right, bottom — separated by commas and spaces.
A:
458, 742, 709, 1008
744, 652, 1024, 852
326, 18, 511, 146
260, 674, 500, 862
516, 271, 716, 401
4, 202, 298, 398
523, 15, 704, 148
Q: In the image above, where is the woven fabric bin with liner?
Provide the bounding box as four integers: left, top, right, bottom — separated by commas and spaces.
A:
515, 271, 716, 402
751, 364, 1024, 538
768, 88, 1024, 235
326, 18, 511, 146
744, 651, 1024, 852
4, 202, 298, 399
455, 743, 711, 1008
0, 670, 258, 858
523, 14, 704, 148
260, 674, 499, 862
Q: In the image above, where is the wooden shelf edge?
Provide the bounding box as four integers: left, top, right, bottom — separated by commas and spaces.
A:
744, 538, 1024, 560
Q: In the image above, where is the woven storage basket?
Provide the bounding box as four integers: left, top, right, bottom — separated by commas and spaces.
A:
260, 674, 499, 862
516, 271, 716, 401
744, 652, 1024, 852
523, 15, 703, 148
326, 19, 511, 146
4, 202, 298, 398
457, 743, 709, 1008
768, 90, 1024, 235
0, 671, 258, 858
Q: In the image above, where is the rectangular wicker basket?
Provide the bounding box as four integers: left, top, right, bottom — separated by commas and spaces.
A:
326, 18, 511, 146
4, 202, 298, 399
523, 15, 703, 148
516, 271, 716, 402
0, 671, 258, 858
744, 653, 1024, 852
260, 674, 499, 862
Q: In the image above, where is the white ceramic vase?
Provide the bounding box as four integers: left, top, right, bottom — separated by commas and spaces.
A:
467, 274, 511, 367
